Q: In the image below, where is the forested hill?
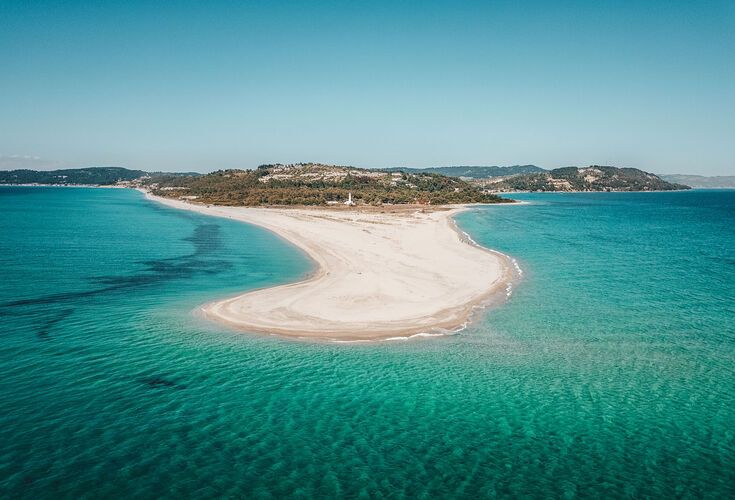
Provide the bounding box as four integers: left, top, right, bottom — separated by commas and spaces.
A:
0, 167, 147, 185
385, 165, 545, 178
147, 163, 511, 206
481, 166, 690, 192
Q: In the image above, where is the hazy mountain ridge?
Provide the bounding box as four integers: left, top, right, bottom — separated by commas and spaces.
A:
481, 166, 690, 192
384, 165, 546, 178
659, 174, 735, 188
3, 165, 713, 194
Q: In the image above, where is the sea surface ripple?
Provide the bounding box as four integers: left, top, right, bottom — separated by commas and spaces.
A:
1, 187, 734, 498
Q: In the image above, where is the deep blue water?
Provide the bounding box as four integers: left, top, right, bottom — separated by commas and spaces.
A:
1, 187, 733, 498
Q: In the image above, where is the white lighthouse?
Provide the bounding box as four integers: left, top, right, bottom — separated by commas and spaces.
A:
344, 192, 355, 206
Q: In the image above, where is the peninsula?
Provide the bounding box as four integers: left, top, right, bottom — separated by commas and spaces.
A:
147, 193, 516, 341
136, 163, 517, 340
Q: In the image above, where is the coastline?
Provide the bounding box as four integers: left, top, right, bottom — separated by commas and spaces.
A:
0, 183, 125, 188
143, 190, 519, 342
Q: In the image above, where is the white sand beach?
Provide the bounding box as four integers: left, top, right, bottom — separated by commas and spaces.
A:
146, 192, 515, 341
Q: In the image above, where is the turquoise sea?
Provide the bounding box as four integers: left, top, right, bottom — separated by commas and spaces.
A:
1, 187, 734, 498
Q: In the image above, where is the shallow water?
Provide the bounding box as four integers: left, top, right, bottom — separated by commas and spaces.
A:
1, 187, 733, 498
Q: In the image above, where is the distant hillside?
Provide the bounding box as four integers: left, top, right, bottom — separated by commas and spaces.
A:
0, 167, 147, 185
482, 166, 690, 192
385, 165, 546, 179
147, 163, 511, 206
660, 174, 735, 188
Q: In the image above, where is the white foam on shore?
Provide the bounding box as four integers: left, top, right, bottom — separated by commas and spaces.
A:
382, 332, 447, 341
450, 212, 524, 282
511, 257, 523, 276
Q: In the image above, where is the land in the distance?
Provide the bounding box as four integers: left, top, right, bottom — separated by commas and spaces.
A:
659, 174, 735, 189
145, 163, 510, 206
1, 163, 697, 204
475, 166, 689, 192
0, 166, 199, 186
0, 164, 509, 205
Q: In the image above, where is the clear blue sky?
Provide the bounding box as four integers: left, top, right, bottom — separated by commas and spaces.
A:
1, 0, 733, 174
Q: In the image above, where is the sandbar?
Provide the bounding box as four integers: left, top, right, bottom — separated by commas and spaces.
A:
145, 192, 516, 341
